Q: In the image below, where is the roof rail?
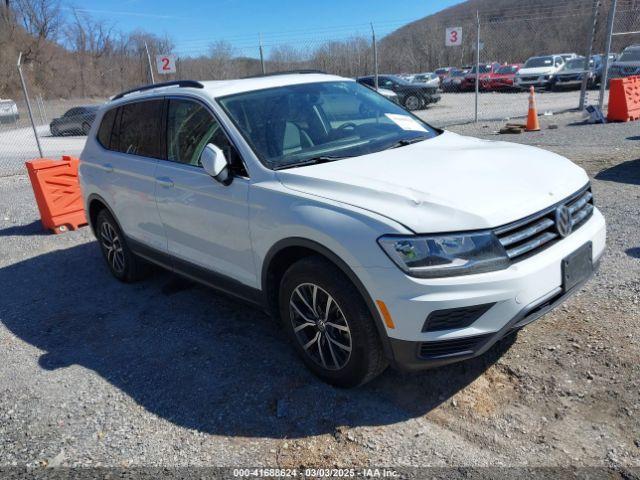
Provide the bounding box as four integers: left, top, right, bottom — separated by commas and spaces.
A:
244, 69, 327, 79
111, 80, 204, 101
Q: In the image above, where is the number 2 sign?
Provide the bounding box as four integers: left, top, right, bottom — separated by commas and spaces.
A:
156, 54, 176, 74
445, 27, 462, 47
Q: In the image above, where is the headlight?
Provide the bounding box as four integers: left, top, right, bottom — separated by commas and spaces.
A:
378, 232, 510, 278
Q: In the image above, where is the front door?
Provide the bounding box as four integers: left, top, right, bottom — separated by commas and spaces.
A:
154, 97, 256, 288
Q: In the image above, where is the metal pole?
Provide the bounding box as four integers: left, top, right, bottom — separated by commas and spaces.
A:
579, 0, 600, 110
371, 23, 379, 90
475, 11, 480, 123
259, 33, 266, 75
598, 0, 617, 110
17, 52, 43, 158
144, 41, 155, 84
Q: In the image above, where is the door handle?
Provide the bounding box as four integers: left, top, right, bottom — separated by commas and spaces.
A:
156, 176, 174, 188
102, 163, 114, 173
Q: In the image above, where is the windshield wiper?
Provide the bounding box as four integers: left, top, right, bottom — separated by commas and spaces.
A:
274, 155, 348, 170
384, 136, 430, 150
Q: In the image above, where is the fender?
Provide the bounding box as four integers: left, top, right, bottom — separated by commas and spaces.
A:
261, 237, 394, 360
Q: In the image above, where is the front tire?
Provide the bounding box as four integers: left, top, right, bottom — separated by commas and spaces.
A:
95, 209, 147, 282
279, 256, 387, 388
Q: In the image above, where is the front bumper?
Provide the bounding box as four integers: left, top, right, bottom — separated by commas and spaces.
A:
516, 76, 554, 88
357, 208, 606, 371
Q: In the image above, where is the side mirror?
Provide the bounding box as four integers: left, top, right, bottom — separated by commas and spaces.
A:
200, 143, 231, 185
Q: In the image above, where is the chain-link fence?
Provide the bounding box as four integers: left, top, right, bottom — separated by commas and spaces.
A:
1, 0, 639, 177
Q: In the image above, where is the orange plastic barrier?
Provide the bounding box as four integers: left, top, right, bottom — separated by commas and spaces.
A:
25, 156, 87, 234
607, 76, 640, 122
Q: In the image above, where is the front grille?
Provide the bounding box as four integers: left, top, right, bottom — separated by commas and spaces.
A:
521, 76, 539, 82
419, 334, 491, 359
558, 74, 580, 81
422, 303, 495, 332
494, 184, 594, 262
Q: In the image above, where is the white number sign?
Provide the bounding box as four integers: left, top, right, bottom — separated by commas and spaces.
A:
445, 27, 462, 47
156, 54, 176, 74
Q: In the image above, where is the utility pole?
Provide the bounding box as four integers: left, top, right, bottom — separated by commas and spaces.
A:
579, 0, 600, 110
144, 41, 155, 84
259, 33, 266, 75
475, 10, 480, 123
371, 23, 379, 90
598, 0, 617, 110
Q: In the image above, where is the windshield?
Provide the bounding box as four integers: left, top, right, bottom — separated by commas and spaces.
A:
565, 58, 591, 69
619, 49, 640, 62
451, 70, 466, 77
470, 65, 491, 74
496, 65, 518, 74
218, 81, 438, 170
524, 56, 554, 68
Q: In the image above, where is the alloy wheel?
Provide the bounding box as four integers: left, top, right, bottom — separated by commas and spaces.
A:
405, 95, 421, 110
100, 221, 125, 274
289, 283, 352, 371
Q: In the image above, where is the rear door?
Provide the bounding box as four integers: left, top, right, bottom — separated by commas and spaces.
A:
90, 100, 167, 252
153, 97, 256, 287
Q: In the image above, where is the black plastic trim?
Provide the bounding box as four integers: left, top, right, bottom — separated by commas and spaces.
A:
422, 302, 496, 332
261, 238, 394, 359
243, 69, 326, 78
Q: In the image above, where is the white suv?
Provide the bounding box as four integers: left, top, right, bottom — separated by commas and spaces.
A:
80, 73, 606, 387
515, 55, 566, 89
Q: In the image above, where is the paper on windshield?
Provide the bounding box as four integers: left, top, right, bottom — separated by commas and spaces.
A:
385, 114, 428, 132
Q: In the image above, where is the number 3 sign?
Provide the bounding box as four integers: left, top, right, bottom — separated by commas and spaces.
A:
445, 27, 462, 47
156, 55, 176, 74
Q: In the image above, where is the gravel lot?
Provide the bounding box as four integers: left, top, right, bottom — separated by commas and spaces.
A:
0, 111, 638, 474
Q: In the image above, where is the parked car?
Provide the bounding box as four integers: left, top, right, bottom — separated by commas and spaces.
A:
434, 67, 453, 82
412, 72, 440, 89
554, 57, 598, 90
515, 55, 566, 90
608, 45, 640, 81
0, 99, 19, 124
591, 53, 618, 84
484, 64, 522, 91
559, 53, 580, 61
50, 105, 99, 136
80, 73, 605, 387
361, 83, 400, 104
357, 75, 441, 110
441, 69, 467, 92
460, 63, 501, 91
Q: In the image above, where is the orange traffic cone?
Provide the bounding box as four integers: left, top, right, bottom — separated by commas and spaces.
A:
526, 86, 540, 132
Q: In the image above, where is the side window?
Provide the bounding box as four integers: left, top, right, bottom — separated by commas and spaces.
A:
97, 108, 116, 149
166, 98, 247, 175
115, 100, 164, 158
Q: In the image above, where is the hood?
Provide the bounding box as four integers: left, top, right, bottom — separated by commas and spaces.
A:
276, 131, 588, 233
518, 66, 557, 75
558, 67, 587, 75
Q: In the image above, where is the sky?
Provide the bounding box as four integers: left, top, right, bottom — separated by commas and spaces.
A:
64, 0, 467, 57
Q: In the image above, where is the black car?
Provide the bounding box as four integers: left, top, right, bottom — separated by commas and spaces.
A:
50, 105, 99, 136
356, 75, 441, 111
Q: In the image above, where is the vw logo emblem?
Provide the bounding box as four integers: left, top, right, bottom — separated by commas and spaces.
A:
555, 205, 574, 238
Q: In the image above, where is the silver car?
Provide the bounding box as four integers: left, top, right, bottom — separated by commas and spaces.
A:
412, 72, 440, 89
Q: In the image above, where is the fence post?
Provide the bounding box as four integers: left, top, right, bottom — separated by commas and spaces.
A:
16, 52, 43, 158
598, 0, 617, 110
579, 0, 600, 110
144, 41, 155, 84
371, 23, 379, 90
475, 10, 480, 123
259, 34, 266, 74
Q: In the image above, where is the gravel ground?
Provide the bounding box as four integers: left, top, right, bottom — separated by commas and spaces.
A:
0, 111, 638, 474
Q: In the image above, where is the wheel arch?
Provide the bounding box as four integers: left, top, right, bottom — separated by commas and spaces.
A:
86, 193, 121, 237
261, 237, 393, 359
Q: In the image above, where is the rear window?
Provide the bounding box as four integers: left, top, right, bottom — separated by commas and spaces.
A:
114, 100, 164, 158
97, 108, 116, 148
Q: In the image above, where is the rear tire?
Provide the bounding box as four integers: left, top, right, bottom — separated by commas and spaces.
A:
95, 209, 147, 282
279, 256, 387, 387
404, 95, 422, 111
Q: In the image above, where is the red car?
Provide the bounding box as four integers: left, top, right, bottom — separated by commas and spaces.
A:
484, 64, 522, 91
460, 63, 501, 91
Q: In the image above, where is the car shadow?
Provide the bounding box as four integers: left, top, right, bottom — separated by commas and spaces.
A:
0, 242, 515, 438
595, 158, 640, 186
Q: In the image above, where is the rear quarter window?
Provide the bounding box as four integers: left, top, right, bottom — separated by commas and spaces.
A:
97, 108, 117, 149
